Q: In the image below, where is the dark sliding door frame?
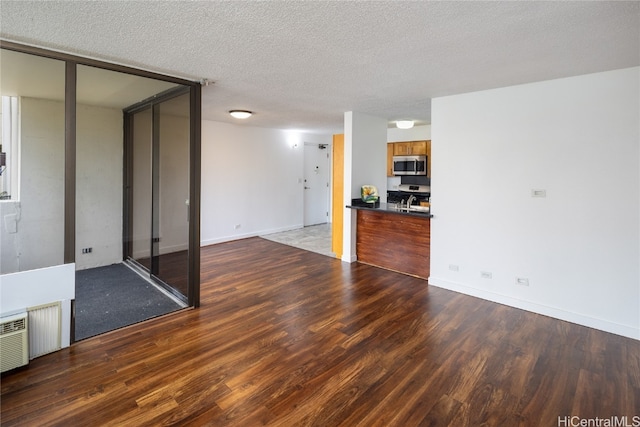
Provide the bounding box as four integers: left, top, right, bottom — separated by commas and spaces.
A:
188, 84, 201, 308
123, 85, 200, 306
64, 61, 77, 264
151, 102, 161, 277
0, 40, 202, 311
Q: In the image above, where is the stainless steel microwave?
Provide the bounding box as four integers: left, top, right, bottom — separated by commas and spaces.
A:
392, 155, 427, 175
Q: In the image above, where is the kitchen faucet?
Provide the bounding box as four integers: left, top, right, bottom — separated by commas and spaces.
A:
407, 195, 416, 209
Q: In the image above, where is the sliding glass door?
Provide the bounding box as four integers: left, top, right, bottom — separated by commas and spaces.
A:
1, 42, 201, 345
126, 88, 191, 301
130, 108, 153, 271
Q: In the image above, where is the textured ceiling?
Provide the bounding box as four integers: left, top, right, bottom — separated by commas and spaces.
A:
1, 1, 639, 134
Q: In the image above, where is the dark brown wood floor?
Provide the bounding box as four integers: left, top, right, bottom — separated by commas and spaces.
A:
2, 237, 638, 426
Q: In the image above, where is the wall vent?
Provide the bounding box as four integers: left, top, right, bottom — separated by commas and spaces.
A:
28, 302, 61, 359
0, 312, 29, 373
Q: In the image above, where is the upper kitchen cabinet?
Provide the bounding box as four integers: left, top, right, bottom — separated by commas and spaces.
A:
393, 141, 427, 156
387, 140, 432, 177
387, 143, 394, 176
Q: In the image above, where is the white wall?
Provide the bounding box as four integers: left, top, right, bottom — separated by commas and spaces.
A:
200, 120, 331, 245
387, 124, 431, 143
0, 97, 64, 274
342, 111, 388, 262
76, 103, 123, 269
0, 98, 124, 273
430, 67, 640, 339
349, 112, 389, 200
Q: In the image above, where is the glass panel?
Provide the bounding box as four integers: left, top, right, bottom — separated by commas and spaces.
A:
75, 64, 177, 271
0, 49, 65, 273
131, 108, 153, 269
154, 92, 190, 297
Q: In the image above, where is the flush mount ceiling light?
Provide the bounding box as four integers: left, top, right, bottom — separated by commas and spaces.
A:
229, 110, 252, 119
396, 120, 414, 129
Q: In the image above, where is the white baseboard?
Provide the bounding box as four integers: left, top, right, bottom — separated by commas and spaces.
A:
428, 277, 640, 341
200, 224, 304, 247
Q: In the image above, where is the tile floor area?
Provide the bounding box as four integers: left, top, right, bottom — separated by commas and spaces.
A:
260, 223, 334, 258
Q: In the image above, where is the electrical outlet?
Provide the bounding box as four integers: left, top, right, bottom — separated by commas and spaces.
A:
81, 247, 92, 254
531, 189, 547, 198
516, 277, 530, 286
449, 264, 459, 272
234, 224, 241, 230
480, 271, 492, 279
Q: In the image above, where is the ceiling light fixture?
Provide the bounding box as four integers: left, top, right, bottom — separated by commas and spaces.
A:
396, 120, 414, 129
229, 110, 252, 119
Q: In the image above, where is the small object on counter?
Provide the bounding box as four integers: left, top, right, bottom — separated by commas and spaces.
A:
361, 185, 379, 203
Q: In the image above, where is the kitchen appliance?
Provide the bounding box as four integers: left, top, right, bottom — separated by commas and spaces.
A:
1, 311, 29, 373
392, 155, 427, 176
387, 184, 430, 207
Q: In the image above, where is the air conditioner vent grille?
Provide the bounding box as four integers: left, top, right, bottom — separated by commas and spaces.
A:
0, 312, 29, 372
1, 318, 26, 335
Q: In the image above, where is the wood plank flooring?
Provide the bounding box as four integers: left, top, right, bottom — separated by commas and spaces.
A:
2, 237, 639, 426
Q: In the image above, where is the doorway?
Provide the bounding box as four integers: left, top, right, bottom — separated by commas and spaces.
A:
303, 142, 330, 226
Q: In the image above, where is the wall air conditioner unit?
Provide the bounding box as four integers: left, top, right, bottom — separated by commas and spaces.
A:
0, 311, 29, 373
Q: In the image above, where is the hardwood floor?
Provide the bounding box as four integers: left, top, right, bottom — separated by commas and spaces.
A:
2, 237, 638, 426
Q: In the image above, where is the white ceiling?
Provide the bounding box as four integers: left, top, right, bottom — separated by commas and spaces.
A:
1, 1, 638, 134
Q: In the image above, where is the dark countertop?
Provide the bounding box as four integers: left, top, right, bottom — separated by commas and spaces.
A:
346, 202, 433, 219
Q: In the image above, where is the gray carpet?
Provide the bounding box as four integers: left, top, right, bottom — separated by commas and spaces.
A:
75, 263, 182, 340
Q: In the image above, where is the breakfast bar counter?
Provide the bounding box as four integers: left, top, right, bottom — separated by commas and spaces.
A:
346, 202, 433, 218
346, 203, 430, 280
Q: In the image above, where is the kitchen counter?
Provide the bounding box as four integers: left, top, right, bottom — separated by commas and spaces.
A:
347, 202, 430, 280
346, 202, 433, 219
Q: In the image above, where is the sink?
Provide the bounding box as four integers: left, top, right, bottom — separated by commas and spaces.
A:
408, 206, 430, 213
388, 204, 430, 214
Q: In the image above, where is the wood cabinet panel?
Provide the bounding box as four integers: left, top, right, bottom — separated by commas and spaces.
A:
410, 141, 427, 155
387, 143, 394, 177
356, 210, 430, 279
427, 140, 431, 178
392, 141, 427, 156
393, 142, 412, 155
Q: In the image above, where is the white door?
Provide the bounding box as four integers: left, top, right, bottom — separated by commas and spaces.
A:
303, 143, 330, 226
